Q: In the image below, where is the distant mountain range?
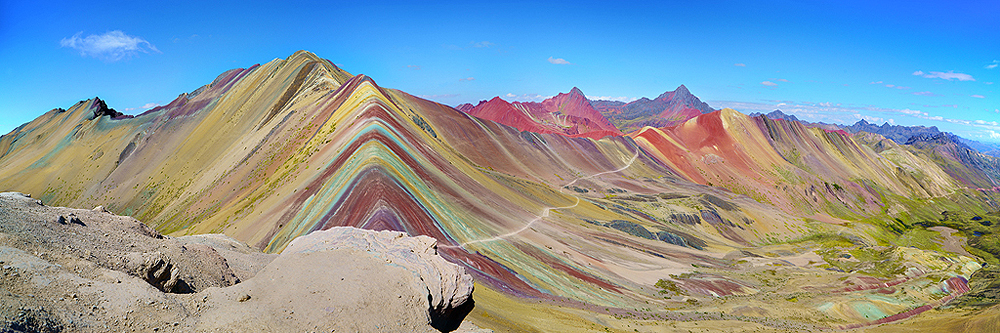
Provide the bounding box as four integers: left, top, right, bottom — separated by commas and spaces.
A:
458, 86, 1000, 159
843, 119, 1000, 158
455, 87, 621, 139
752, 110, 1000, 158
960, 137, 1000, 157
844, 119, 943, 144
456, 84, 716, 138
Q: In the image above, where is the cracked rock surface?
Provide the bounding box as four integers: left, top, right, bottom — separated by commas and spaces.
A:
0, 192, 482, 332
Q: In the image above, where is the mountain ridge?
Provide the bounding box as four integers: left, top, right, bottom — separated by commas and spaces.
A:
4, 50, 1000, 332
593, 84, 716, 133
456, 87, 622, 139
749, 110, 1000, 157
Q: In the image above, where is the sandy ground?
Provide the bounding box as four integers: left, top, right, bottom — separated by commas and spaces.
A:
929, 226, 974, 258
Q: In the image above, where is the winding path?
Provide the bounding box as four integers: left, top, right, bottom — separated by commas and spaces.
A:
447, 150, 639, 248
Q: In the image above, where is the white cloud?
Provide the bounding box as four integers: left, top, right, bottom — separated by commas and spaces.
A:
852, 113, 885, 124
774, 78, 789, 82
734, 63, 746, 67
123, 102, 161, 112
407, 65, 421, 70
912, 70, 975, 81
987, 60, 999, 69
459, 77, 475, 82
761, 81, 778, 87
972, 94, 986, 98
504, 93, 549, 102
913, 91, 941, 96
471, 41, 494, 48
991, 131, 1000, 140
60, 30, 159, 61
586, 95, 638, 103
547, 57, 571, 65
872, 81, 909, 89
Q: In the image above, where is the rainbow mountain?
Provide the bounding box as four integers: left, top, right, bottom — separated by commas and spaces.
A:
3, 51, 1000, 332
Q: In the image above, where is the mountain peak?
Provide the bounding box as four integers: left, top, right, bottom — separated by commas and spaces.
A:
675, 84, 690, 95
763, 110, 795, 120
288, 50, 320, 61
464, 88, 620, 137
89, 97, 124, 120
595, 84, 715, 133
845, 119, 946, 145
654, 84, 692, 101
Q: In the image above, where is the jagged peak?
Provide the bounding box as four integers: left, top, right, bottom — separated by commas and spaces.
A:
88, 97, 124, 120
454, 103, 475, 113
675, 84, 690, 95
763, 110, 800, 122
654, 84, 692, 101
462, 96, 514, 112
487, 96, 512, 106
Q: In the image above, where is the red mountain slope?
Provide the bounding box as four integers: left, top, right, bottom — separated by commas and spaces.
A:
459, 88, 622, 139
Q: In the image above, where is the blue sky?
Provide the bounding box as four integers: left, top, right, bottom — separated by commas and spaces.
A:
1, 0, 998, 142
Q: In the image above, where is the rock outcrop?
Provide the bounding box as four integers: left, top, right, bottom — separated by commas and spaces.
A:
0, 192, 239, 293
285, 227, 476, 331
0, 192, 479, 332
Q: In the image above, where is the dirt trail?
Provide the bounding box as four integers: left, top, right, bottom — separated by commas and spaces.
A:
930, 226, 974, 258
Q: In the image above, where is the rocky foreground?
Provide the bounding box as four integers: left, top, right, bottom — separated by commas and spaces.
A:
0, 192, 481, 332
